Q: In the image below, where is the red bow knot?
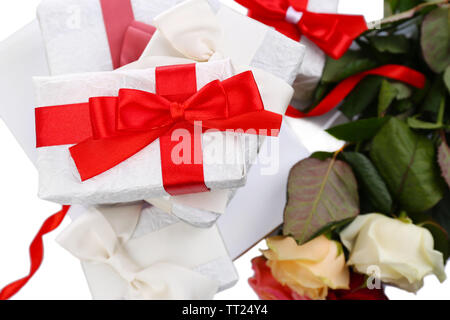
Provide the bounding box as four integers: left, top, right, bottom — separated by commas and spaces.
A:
111, 80, 229, 136
235, 0, 368, 59
170, 102, 186, 122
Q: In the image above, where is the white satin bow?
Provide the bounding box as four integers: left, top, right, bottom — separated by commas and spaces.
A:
150, 0, 224, 62
57, 204, 219, 300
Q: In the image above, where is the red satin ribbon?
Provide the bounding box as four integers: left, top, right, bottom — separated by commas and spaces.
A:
0, 206, 70, 300
285, 65, 426, 118
35, 65, 282, 194
235, 0, 368, 59
100, 0, 156, 69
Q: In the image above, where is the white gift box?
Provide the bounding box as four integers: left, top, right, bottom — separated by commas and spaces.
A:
37, 0, 212, 74
34, 59, 263, 205
60, 203, 238, 299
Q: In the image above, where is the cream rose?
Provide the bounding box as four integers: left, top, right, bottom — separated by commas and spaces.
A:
262, 235, 349, 300
340, 213, 447, 292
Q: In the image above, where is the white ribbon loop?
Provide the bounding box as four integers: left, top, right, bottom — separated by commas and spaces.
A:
153, 0, 223, 61
57, 205, 218, 300
285, 6, 304, 24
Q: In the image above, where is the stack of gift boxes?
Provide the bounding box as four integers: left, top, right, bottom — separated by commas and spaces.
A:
0, 0, 375, 299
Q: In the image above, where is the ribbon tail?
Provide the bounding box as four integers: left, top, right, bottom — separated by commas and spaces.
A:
202, 111, 283, 136
0, 205, 70, 300
120, 21, 156, 67
286, 65, 426, 119
70, 129, 167, 181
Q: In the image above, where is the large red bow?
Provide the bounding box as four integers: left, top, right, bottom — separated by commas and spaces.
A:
235, 0, 368, 59
35, 65, 282, 194
100, 0, 156, 69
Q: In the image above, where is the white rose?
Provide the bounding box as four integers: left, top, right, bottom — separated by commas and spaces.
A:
340, 213, 446, 292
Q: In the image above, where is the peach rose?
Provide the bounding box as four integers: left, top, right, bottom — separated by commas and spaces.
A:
262, 235, 350, 300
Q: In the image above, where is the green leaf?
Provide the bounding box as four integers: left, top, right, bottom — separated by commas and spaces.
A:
340, 76, 383, 119
393, 99, 414, 113
444, 66, 450, 93
342, 152, 393, 214
396, 0, 422, 13
430, 191, 450, 241
322, 51, 378, 83
307, 218, 355, 243
283, 158, 360, 244
422, 76, 446, 115
421, 221, 450, 261
421, 7, 450, 73
438, 141, 450, 188
407, 115, 445, 129
369, 35, 410, 54
391, 82, 413, 100
326, 118, 388, 142
370, 118, 445, 213
311, 151, 334, 161
378, 80, 399, 116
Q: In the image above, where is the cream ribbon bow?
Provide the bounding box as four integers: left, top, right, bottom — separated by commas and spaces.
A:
57, 205, 219, 300
146, 0, 224, 62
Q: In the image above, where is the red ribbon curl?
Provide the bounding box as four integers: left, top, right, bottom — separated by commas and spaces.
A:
286, 65, 426, 118
0, 206, 70, 300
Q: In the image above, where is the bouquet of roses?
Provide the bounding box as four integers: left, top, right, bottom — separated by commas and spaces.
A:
249, 0, 450, 300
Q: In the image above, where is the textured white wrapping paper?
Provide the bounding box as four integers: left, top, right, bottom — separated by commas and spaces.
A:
37, 0, 222, 75
63, 203, 238, 299
34, 59, 252, 205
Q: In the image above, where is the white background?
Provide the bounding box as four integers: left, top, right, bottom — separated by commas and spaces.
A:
0, 0, 449, 300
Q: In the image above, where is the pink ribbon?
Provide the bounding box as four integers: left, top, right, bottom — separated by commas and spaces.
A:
100, 0, 156, 69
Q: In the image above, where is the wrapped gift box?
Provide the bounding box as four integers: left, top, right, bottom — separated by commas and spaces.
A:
37, 0, 209, 74
34, 59, 273, 205
61, 203, 238, 299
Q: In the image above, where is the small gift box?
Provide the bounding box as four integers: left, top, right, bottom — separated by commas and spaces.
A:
37, 0, 183, 74
59, 202, 238, 299
34, 59, 282, 204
